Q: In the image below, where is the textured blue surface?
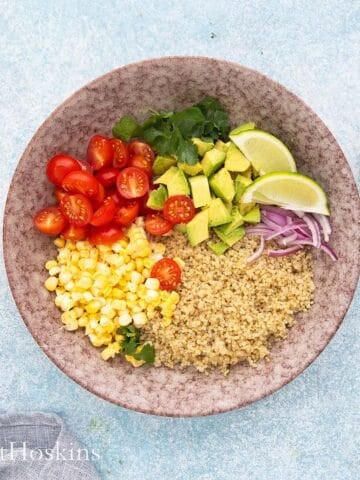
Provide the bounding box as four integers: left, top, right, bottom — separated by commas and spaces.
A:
0, 1, 359, 479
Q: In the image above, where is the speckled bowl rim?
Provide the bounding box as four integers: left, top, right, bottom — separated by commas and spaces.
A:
3, 56, 360, 417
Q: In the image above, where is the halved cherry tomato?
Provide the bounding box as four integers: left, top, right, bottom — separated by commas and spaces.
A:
62, 170, 99, 198
61, 224, 89, 241
144, 212, 173, 235
90, 197, 117, 227
114, 199, 140, 227
87, 135, 113, 171
95, 167, 119, 187
88, 224, 125, 245
76, 159, 94, 175
150, 258, 181, 291
163, 195, 196, 224
34, 206, 66, 235
106, 187, 122, 206
116, 167, 149, 199
46, 154, 81, 186
111, 138, 129, 169
54, 188, 67, 203
128, 140, 155, 162
129, 154, 152, 176
59, 193, 93, 226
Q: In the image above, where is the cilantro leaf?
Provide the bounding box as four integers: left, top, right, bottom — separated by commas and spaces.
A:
112, 116, 143, 141
112, 97, 230, 165
133, 344, 155, 364
116, 325, 155, 364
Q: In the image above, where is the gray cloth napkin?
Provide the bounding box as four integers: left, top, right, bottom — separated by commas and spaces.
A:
0, 413, 100, 479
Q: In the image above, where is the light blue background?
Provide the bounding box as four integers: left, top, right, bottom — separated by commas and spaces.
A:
0, 1, 359, 479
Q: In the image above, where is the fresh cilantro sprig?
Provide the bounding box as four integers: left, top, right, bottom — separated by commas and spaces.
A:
116, 325, 155, 364
112, 96, 230, 165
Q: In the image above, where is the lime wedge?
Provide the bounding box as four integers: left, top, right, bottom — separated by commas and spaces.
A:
241, 172, 330, 215
229, 129, 296, 175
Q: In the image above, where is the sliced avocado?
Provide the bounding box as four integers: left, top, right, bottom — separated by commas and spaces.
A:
201, 148, 226, 177
192, 138, 214, 157
146, 185, 168, 211
173, 223, 187, 234
167, 168, 190, 196
214, 225, 246, 247
154, 167, 190, 196
186, 210, 209, 246
208, 241, 229, 255
221, 206, 244, 235
239, 202, 257, 215
229, 122, 256, 137
224, 143, 251, 172
153, 166, 178, 185
234, 174, 252, 203
209, 168, 235, 203
207, 197, 232, 227
242, 205, 261, 224
214, 140, 231, 153
152, 156, 177, 176
179, 162, 203, 176
189, 175, 211, 208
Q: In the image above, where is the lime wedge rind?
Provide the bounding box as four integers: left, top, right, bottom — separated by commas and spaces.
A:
241, 172, 330, 215
229, 129, 297, 175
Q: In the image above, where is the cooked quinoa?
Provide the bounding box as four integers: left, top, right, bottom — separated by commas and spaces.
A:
141, 232, 314, 374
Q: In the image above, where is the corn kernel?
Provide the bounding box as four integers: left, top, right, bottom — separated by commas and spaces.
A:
101, 342, 121, 361
145, 289, 159, 302
126, 292, 137, 302
76, 241, 90, 250
44, 277, 58, 292
54, 237, 65, 248
151, 243, 166, 254
64, 281, 75, 291
130, 271, 143, 284
112, 299, 127, 311
85, 300, 102, 314
78, 315, 89, 327
118, 312, 132, 326
45, 260, 58, 270
100, 305, 116, 318
173, 257, 185, 269
49, 266, 61, 276
77, 276, 93, 290
144, 278, 160, 290
169, 291, 180, 303
162, 317, 173, 327
82, 291, 94, 302
59, 271, 72, 285
112, 288, 124, 300
132, 312, 147, 327
131, 305, 143, 314
59, 294, 74, 312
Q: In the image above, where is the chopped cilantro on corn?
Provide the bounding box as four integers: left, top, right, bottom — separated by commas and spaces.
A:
44, 225, 181, 366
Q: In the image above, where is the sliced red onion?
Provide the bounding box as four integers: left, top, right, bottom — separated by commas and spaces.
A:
246, 236, 265, 263
261, 210, 287, 226
266, 220, 308, 240
303, 214, 321, 248
320, 243, 338, 261
278, 232, 298, 246
268, 246, 303, 257
314, 213, 331, 242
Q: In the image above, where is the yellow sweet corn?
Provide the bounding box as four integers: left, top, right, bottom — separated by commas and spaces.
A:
43, 226, 183, 363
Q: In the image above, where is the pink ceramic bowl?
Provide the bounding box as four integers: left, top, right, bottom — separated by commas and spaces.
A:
4, 57, 360, 416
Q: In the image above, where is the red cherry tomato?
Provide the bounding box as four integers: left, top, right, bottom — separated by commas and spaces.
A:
76, 159, 94, 175
116, 167, 149, 199
61, 224, 89, 241
114, 200, 140, 227
144, 212, 173, 235
88, 224, 125, 245
87, 135, 113, 171
95, 167, 119, 187
111, 138, 129, 169
34, 206, 66, 235
163, 195, 196, 224
129, 154, 152, 177
59, 193, 93, 226
46, 154, 81, 186
150, 258, 181, 291
128, 140, 155, 162
106, 187, 122, 206
54, 188, 67, 203
62, 170, 99, 198
90, 197, 117, 227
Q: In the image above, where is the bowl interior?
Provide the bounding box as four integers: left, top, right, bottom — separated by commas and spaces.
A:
4, 57, 359, 416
